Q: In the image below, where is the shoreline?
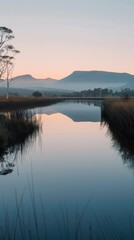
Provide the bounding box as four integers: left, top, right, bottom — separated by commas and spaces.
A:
0, 96, 133, 112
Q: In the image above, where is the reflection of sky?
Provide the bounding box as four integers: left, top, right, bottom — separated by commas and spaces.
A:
0, 103, 134, 237
1, 0, 134, 78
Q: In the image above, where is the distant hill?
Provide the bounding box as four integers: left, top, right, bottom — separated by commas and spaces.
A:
1, 71, 134, 93
0, 75, 72, 96
52, 71, 134, 91
10, 74, 57, 89
0, 74, 57, 89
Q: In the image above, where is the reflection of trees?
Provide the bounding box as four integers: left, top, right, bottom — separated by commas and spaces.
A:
0, 110, 40, 175
0, 154, 15, 175
101, 100, 134, 167
65, 99, 102, 108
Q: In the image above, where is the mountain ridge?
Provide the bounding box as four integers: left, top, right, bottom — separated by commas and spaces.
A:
12, 74, 57, 83
53, 70, 134, 90
1, 70, 134, 92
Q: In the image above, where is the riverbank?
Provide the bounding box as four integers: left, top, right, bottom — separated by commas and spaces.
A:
0, 96, 63, 111
0, 96, 129, 111
102, 98, 134, 162
0, 111, 40, 156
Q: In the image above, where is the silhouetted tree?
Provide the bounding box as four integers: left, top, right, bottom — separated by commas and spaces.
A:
0, 27, 20, 99
32, 91, 42, 97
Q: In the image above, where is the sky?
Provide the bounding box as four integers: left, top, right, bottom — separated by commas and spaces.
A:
1, 0, 134, 79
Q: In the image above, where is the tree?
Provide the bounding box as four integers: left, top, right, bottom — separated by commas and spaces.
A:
0, 27, 14, 79
32, 91, 42, 97
0, 27, 20, 99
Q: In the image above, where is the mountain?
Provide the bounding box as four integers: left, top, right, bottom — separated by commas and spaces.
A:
52, 71, 134, 91
1, 71, 134, 93
0, 74, 73, 96
10, 74, 57, 89
0, 74, 57, 89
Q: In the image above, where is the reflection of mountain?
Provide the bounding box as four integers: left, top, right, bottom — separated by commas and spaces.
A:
101, 100, 134, 167
39, 100, 102, 122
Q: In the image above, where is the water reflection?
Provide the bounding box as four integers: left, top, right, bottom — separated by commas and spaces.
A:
101, 100, 134, 167
40, 100, 102, 122
56, 99, 134, 166
0, 110, 40, 175
0, 99, 133, 173
0, 100, 133, 239
41, 99, 134, 167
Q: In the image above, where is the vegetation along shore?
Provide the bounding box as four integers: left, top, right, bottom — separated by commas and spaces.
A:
102, 98, 134, 164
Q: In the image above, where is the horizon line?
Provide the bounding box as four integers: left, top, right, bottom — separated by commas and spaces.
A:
13, 69, 134, 80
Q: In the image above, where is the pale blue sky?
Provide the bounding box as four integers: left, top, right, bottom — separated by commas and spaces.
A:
1, 0, 134, 78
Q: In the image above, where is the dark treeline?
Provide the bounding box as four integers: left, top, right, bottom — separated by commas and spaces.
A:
63, 88, 134, 98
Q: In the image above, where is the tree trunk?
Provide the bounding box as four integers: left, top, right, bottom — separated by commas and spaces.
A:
6, 80, 9, 100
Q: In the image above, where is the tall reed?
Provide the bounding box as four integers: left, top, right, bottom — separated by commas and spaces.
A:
102, 99, 134, 164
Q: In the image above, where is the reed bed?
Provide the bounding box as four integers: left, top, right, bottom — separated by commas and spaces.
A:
102, 99, 134, 163
0, 96, 123, 112
0, 96, 64, 112
0, 110, 40, 158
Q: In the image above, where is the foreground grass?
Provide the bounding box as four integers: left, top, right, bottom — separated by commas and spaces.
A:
0, 187, 133, 240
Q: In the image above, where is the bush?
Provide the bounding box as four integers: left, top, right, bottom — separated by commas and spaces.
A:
32, 91, 42, 97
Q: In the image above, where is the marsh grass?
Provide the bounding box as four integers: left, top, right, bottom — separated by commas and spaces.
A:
0, 168, 130, 239
101, 99, 134, 163
0, 96, 64, 112
0, 111, 41, 159
0, 189, 133, 240
0, 96, 122, 112
0, 169, 133, 240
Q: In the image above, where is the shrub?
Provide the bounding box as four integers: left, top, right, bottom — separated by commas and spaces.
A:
32, 91, 42, 97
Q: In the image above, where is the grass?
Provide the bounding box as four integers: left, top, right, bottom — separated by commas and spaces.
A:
0, 110, 41, 168
0, 96, 64, 111
0, 187, 133, 240
0, 96, 124, 112
102, 98, 134, 164
0, 157, 129, 240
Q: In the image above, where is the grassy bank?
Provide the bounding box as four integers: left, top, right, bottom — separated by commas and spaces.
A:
0, 96, 65, 111
0, 96, 124, 112
0, 110, 40, 170
102, 99, 134, 163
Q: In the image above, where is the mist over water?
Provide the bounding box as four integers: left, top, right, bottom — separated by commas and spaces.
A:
0, 100, 134, 239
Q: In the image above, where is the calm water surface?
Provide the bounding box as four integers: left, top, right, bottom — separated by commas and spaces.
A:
0, 100, 134, 239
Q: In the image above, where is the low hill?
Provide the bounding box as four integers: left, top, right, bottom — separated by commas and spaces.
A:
0, 74, 73, 96
10, 74, 57, 89
0, 74, 57, 89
